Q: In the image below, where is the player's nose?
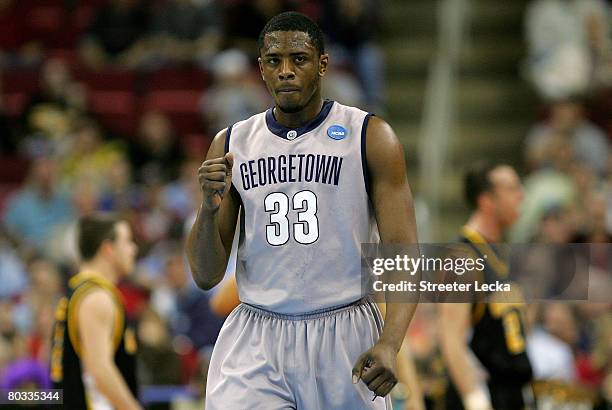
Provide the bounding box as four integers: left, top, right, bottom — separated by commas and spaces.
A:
278, 59, 295, 80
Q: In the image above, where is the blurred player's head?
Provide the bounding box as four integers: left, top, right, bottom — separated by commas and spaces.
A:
258, 12, 328, 114
78, 213, 138, 277
465, 161, 524, 229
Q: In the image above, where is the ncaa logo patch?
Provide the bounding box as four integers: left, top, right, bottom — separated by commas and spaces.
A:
327, 125, 347, 140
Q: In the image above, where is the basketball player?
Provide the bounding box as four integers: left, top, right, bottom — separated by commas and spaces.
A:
439, 162, 533, 410
186, 11, 419, 409
50, 214, 141, 410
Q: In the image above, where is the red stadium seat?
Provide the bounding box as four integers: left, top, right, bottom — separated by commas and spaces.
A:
142, 90, 204, 135
182, 133, 212, 161
24, 1, 67, 41
73, 4, 96, 32
46, 49, 80, 65
164, 113, 204, 136
144, 68, 209, 92
0, 156, 30, 184
142, 90, 201, 113
89, 91, 139, 136
3, 93, 30, 118
2, 69, 40, 94
73, 68, 137, 92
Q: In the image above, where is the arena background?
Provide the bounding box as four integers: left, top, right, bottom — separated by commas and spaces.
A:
0, 0, 610, 409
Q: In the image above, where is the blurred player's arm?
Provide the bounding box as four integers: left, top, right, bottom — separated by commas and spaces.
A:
352, 117, 419, 398
78, 289, 142, 410
439, 303, 492, 410
209, 276, 240, 317
187, 129, 239, 290
377, 303, 425, 410
397, 341, 426, 410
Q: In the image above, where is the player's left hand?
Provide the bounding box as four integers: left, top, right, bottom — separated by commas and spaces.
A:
352, 342, 398, 398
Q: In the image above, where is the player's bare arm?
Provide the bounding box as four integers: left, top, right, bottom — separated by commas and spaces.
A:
352, 116, 419, 398
209, 276, 240, 317
186, 129, 239, 290
440, 303, 492, 410
78, 289, 142, 410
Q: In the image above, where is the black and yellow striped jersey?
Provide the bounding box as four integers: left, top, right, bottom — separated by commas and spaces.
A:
50, 272, 138, 409
459, 226, 532, 409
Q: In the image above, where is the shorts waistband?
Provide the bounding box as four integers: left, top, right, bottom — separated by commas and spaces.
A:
240, 298, 372, 320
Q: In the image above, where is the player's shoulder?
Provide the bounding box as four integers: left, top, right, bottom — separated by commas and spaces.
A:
364, 114, 398, 148
209, 111, 267, 157
75, 286, 117, 322
331, 100, 371, 118
229, 110, 268, 134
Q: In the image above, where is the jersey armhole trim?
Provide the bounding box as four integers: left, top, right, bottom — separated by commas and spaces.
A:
224, 124, 233, 154
361, 113, 375, 197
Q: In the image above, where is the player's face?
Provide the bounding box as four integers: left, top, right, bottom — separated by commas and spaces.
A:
110, 221, 138, 277
259, 31, 328, 114
489, 166, 524, 228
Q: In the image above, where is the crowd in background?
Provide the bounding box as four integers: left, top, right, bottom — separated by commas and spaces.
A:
409, 1, 612, 408
0, 0, 610, 409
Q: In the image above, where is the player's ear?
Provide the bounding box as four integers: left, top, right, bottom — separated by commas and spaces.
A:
478, 191, 495, 212
318, 53, 329, 77
99, 239, 114, 259
258, 57, 265, 80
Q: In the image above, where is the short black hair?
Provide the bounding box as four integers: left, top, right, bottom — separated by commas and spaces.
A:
464, 161, 501, 209
78, 213, 119, 261
258, 11, 325, 55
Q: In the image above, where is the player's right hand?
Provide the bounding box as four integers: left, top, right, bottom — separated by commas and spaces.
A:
198, 152, 234, 212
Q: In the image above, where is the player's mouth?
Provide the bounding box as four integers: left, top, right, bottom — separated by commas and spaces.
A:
277, 87, 300, 94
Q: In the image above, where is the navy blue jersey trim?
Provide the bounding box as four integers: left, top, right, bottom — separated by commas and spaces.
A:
265, 100, 334, 140
224, 124, 233, 154
361, 113, 375, 196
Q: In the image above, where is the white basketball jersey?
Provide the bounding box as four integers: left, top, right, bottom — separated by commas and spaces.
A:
227, 100, 379, 314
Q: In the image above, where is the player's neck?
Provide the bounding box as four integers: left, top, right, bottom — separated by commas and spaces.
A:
273, 97, 324, 129
80, 259, 119, 285
466, 213, 502, 243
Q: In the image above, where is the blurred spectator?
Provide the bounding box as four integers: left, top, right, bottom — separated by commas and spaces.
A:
222, 0, 287, 56
200, 49, 269, 133
0, 0, 44, 67
99, 156, 144, 214
322, 0, 385, 112
162, 247, 224, 355
128, 111, 184, 185
79, 0, 149, 68
527, 304, 577, 381
322, 62, 366, 108
137, 307, 182, 386
533, 205, 576, 243
2, 158, 73, 253
13, 259, 60, 365
162, 160, 202, 221
146, 0, 222, 67
510, 166, 576, 242
21, 59, 76, 142
0, 332, 50, 390
139, 183, 178, 245
0, 228, 28, 299
44, 179, 102, 268
525, 0, 612, 98
59, 117, 126, 189
525, 97, 610, 176
0, 75, 17, 154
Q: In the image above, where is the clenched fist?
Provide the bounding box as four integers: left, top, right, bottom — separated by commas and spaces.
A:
198, 152, 234, 212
